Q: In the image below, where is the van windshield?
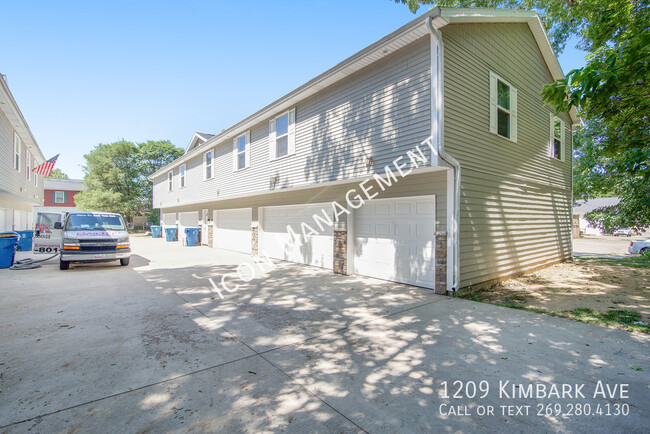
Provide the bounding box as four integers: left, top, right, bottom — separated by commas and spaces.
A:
65, 213, 126, 231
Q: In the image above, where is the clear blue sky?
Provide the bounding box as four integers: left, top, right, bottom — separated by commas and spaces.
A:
1, 1, 587, 179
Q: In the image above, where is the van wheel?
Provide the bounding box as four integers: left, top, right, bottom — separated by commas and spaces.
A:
120, 258, 130, 266
59, 260, 70, 270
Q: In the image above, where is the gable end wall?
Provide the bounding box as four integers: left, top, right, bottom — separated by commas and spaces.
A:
442, 23, 573, 288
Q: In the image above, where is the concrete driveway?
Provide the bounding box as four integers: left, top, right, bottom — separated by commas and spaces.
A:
1, 236, 648, 433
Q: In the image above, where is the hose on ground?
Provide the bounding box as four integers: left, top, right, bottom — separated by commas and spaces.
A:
10, 253, 60, 270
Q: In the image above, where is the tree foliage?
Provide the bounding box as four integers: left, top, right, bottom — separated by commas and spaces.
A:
573, 120, 650, 233
75, 140, 183, 219
46, 168, 69, 179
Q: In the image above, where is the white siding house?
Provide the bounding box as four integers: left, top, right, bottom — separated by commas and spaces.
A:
0, 75, 45, 231
150, 8, 578, 292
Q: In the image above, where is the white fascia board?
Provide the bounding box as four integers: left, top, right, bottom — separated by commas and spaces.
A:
149, 10, 439, 180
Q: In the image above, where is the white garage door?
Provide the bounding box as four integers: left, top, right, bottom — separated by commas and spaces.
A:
261, 203, 333, 269
162, 213, 176, 226
353, 196, 436, 289
215, 208, 252, 254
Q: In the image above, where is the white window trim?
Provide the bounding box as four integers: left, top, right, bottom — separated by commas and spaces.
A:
167, 170, 173, 191
203, 149, 214, 180
26, 152, 31, 180
550, 114, 566, 162
14, 132, 21, 172
180, 164, 186, 188
233, 131, 251, 171
33, 156, 38, 186
54, 191, 65, 204
489, 71, 517, 143
268, 108, 296, 161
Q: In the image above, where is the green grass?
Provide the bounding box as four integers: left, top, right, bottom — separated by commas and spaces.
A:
464, 297, 650, 333
556, 308, 649, 333
574, 256, 650, 269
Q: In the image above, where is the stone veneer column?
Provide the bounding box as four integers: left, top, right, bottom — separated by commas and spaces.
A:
251, 225, 258, 255
207, 224, 214, 248
435, 231, 447, 295
333, 228, 348, 275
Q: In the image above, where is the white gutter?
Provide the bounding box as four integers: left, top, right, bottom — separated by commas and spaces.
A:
427, 15, 461, 292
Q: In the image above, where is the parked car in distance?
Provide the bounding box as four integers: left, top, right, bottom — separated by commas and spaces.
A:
55, 212, 131, 270
629, 239, 650, 254
614, 227, 633, 236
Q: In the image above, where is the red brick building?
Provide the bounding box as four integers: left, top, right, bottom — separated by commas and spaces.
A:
43, 178, 84, 207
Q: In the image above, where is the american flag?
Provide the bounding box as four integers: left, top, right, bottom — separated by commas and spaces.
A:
33, 154, 59, 176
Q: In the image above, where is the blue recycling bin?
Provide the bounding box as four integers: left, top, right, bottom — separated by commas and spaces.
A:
184, 227, 200, 247
165, 227, 177, 242
0, 232, 19, 269
15, 230, 34, 251
151, 225, 162, 238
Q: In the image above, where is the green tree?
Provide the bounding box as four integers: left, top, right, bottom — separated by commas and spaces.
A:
135, 140, 184, 211
573, 120, 649, 232
75, 139, 183, 220
46, 168, 69, 179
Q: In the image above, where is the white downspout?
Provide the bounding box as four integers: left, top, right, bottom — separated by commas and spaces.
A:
427, 16, 461, 292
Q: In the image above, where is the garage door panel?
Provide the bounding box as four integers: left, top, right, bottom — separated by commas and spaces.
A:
354, 196, 436, 289
262, 203, 333, 269
215, 208, 251, 254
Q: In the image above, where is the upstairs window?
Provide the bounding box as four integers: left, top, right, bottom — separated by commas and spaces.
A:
269, 108, 296, 160
233, 132, 250, 170
180, 164, 186, 188
204, 150, 214, 180
14, 132, 21, 172
551, 115, 565, 161
489, 72, 517, 142
167, 171, 173, 191
54, 191, 66, 203
26, 152, 31, 180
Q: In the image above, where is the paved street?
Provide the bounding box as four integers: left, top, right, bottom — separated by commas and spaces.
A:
0, 236, 648, 432
573, 234, 648, 258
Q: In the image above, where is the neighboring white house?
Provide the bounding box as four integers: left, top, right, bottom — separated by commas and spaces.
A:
0, 74, 45, 231
572, 197, 620, 236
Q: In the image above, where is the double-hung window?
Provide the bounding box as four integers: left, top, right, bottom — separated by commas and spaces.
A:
489, 72, 517, 142
233, 132, 250, 170
204, 150, 214, 180
54, 191, 65, 203
180, 164, 186, 188
269, 108, 296, 160
33, 158, 38, 186
14, 132, 21, 172
550, 115, 565, 161
167, 170, 173, 191
26, 152, 31, 180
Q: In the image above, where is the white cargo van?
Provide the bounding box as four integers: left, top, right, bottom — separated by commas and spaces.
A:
56, 212, 131, 270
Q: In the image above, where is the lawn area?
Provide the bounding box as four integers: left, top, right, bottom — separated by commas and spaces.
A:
459, 256, 650, 333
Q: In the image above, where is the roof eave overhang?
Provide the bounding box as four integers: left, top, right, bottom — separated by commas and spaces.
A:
149, 9, 439, 180
437, 8, 579, 124
151, 7, 579, 180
